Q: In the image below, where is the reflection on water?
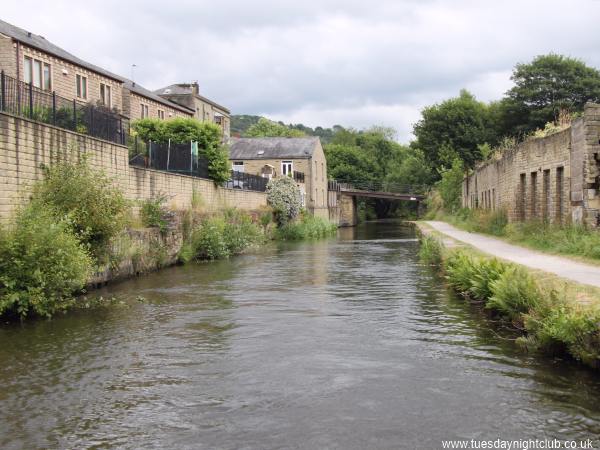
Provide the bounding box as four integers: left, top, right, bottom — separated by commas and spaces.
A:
0, 221, 599, 449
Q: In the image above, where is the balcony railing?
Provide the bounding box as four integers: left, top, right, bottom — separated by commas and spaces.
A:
0, 70, 128, 145
225, 170, 268, 192
293, 170, 305, 183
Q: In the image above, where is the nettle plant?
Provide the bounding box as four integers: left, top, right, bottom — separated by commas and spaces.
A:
266, 177, 302, 226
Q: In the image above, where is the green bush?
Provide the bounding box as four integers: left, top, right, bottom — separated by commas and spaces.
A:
437, 158, 464, 212
0, 205, 93, 318
418, 235, 444, 266
276, 215, 337, 240
32, 158, 129, 258
266, 177, 302, 225
140, 195, 169, 233
192, 217, 229, 260
445, 251, 478, 294
223, 209, 264, 254
468, 258, 508, 301
487, 266, 543, 320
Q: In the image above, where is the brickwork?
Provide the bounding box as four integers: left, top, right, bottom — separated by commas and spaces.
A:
0, 112, 266, 223
463, 104, 600, 227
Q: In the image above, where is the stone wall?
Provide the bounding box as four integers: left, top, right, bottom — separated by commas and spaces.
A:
0, 112, 267, 222
462, 104, 600, 227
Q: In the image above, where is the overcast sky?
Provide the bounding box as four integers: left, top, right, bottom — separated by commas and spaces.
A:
4, 0, 600, 141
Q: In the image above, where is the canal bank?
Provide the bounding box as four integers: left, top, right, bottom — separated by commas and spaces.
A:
414, 220, 600, 370
1, 221, 600, 449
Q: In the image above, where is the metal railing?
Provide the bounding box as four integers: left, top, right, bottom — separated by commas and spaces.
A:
0, 70, 128, 145
334, 179, 429, 195
293, 170, 305, 183
129, 140, 210, 178
225, 170, 268, 192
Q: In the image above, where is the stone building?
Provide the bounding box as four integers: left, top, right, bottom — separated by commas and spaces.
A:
154, 83, 231, 140
229, 137, 329, 219
462, 103, 600, 227
0, 19, 225, 126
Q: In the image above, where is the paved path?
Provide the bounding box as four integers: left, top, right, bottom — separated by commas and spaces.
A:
425, 221, 600, 289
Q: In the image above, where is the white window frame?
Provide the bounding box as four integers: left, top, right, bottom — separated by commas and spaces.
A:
140, 103, 149, 119
232, 161, 244, 173
76, 74, 87, 99
23, 56, 51, 90
100, 83, 112, 108
281, 160, 293, 177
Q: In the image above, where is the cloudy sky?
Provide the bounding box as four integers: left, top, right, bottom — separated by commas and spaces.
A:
4, 0, 600, 141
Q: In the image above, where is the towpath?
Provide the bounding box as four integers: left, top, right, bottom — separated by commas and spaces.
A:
424, 221, 600, 289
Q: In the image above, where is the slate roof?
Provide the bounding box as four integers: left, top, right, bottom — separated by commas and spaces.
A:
229, 137, 320, 160
124, 80, 194, 114
0, 19, 123, 82
154, 83, 230, 113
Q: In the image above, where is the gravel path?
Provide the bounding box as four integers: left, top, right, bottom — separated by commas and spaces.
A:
425, 221, 600, 289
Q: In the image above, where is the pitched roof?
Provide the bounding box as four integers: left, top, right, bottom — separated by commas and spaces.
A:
154, 83, 230, 113
229, 137, 320, 160
124, 80, 194, 114
0, 19, 124, 82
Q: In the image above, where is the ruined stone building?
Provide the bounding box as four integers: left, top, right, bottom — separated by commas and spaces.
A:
462, 103, 600, 227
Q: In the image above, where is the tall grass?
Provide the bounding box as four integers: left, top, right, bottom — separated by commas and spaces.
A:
276, 215, 337, 240
442, 249, 600, 368
418, 235, 444, 267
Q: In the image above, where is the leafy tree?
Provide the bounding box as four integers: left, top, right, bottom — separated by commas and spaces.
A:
245, 118, 306, 137
413, 90, 498, 174
503, 54, 600, 135
266, 176, 302, 225
437, 158, 464, 212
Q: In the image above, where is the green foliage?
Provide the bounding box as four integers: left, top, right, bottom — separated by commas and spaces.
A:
266, 176, 302, 225
418, 235, 444, 267
276, 214, 337, 240
436, 158, 464, 213
31, 157, 128, 258
231, 115, 343, 143
131, 117, 228, 183
412, 89, 499, 174
140, 195, 169, 233
487, 266, 542, 321
0, 205, 93, 318
445, 251, 479, 293
188, 211, 264, 261
468, 258, 508, 302
504, 54, 600, 135
245, 118, 307, 137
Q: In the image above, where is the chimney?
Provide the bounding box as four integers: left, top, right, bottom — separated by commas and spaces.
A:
191, 81, 199, 96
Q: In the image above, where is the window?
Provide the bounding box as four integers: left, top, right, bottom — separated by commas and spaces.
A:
140, 104, 149, 118
157, 109, 165, 120
100, 83, 112, 107
76, 74, 87, 99
322, 162, 324, 182
23, 56, 51, 90
232, 161, 244, 173
282, 160, 293, 177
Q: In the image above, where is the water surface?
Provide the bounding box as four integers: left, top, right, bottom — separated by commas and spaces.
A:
1, 221, 599, 449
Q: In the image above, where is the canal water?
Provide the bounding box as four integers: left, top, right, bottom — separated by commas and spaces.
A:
1, 221, 599, 449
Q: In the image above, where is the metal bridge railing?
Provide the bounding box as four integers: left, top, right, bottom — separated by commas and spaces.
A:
333, 179, 429, 195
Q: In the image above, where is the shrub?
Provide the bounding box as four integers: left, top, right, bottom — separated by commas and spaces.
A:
223, 209, 264, 254
468, 258, 508, 301
206, 144, 231, 184
32, 157, 128, 258
191, 217, 230, 260
0, 205, 93, 318
437, 158, 464, 212
140, 195, 169, 234
266, 177, 302, 225
445, 251, 478, 294
418, 235, 444, 266
276, 214, 337, 240
487, 266, 543, 320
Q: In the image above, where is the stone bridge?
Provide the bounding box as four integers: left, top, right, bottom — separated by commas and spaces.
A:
329, 181, 428, 226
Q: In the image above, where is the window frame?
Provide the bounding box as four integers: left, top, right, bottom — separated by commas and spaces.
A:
281, 160, 293, 177
157, 109, 165, 120
76, 74, 88, 99
232, 161, 244, 173
100, 83, 112, 108
140, 103, 149, 119
23, 55, 51, 90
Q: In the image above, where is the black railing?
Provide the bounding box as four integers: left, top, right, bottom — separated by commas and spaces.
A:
129, 140, 210, 179
293, 170, 305, 183
225, 170, 268, 192
335, 179, 429, 195
0, 70, 128, 145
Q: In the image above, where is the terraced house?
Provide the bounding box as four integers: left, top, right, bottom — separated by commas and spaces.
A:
0, 19, 230, 138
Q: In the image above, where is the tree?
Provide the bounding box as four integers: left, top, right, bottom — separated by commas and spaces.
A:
245, 118, 306, 137
436, 158, 464, 212
412, 90, 498, 175
503, 54, 600, 135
